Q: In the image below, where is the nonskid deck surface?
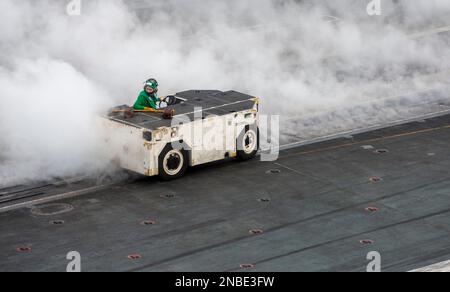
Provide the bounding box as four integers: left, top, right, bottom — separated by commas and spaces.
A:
108, 90, 256, 130
1, 114, 450, 271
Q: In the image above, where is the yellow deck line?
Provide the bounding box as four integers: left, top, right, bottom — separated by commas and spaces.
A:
281, 125, 450, 158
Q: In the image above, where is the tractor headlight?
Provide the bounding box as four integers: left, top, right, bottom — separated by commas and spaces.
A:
143, 131, 152, 142
171, 127, 179, 138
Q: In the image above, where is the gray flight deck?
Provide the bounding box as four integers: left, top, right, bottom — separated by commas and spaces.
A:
1, 114, 450, 272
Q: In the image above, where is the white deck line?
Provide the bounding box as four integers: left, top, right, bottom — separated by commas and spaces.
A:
409, 25, 450, 39
410, 260, 450, 272
0, 184, 112, 214
260, 107, 450, 153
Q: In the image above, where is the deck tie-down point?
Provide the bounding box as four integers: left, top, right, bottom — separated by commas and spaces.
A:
249, 229, 264, 235
258, 198, 271, 203
360, 239, 374, 246
50, 220, 65, 225
140, 220, 156, 226
365, 207, 379, 213
127, 254, 142, 260
369, 176, 382, 183
240, 263, 255, 269
374, 149, 389, 154
16, 246, 32, 253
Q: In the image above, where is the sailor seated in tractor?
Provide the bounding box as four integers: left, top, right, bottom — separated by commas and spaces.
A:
134, 78, 179, 110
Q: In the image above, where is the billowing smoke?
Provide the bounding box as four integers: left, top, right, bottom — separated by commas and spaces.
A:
1, 0, 449, 186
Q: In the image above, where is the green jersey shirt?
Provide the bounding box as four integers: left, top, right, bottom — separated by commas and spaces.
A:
133, 90, 160, 110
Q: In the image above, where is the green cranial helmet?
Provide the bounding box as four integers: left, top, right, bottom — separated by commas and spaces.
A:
144, 78, 159, 91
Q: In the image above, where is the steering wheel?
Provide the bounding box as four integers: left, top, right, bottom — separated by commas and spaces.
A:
165, 95, 177, 106
157, 95, 177, 109
157, 100, 166, 109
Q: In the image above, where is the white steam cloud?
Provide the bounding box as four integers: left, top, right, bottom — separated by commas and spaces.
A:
1, 0, 450, 186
